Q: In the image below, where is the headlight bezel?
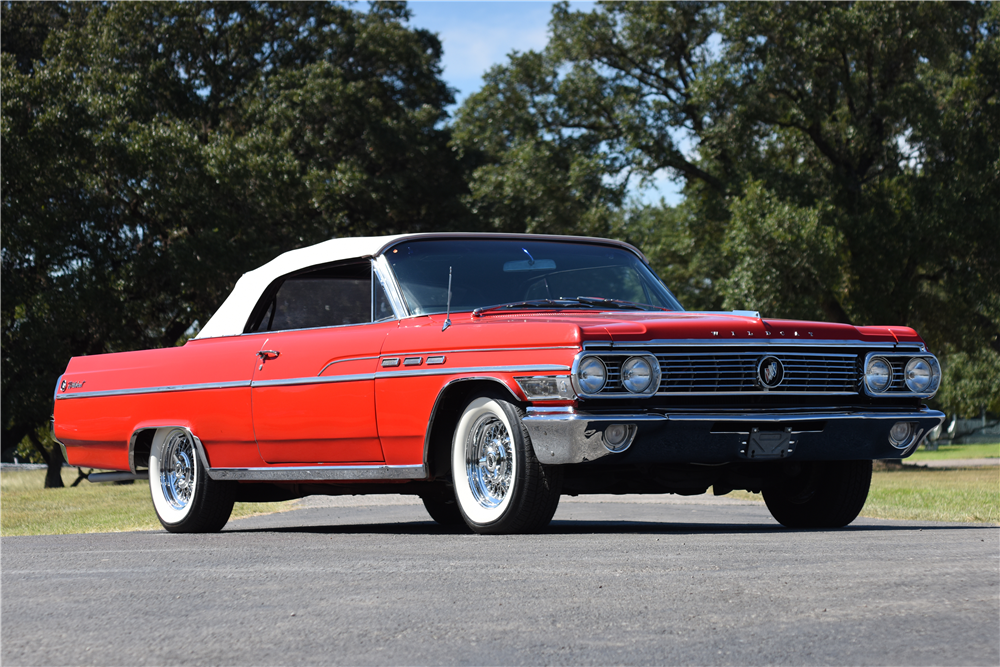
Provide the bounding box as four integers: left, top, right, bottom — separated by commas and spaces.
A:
862, 352, 941, 398
572, 352, 661, 398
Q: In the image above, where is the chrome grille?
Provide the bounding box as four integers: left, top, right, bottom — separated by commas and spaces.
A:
886, 357, 909, 392
591, 350, 860, 395
655, 351, 858, 394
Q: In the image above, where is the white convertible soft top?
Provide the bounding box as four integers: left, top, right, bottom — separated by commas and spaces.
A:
195, 232, 646, 339
195, 234, 406, 339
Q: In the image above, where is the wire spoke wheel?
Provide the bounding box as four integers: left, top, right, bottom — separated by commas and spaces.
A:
160, 430, 197, 510
466, 414, 513, 509
452, 395, 562, 534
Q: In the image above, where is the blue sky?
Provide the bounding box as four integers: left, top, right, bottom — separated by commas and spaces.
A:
405, 1, 683, 206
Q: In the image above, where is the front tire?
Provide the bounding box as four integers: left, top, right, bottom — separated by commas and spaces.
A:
451, 395, 562, 534
421, 489, 466, 527
149, 428, 235, 533
763, 460, 872, 528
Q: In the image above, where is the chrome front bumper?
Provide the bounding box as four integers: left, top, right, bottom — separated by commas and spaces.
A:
522, 407, 946, 465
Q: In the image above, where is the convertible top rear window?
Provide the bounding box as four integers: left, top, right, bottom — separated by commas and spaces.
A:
384, 239, 683, 315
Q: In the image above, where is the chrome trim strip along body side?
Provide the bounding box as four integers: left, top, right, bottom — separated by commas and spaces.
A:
317, 356, 379, 376
54, 380, 252, 401
207, 464, 426, 482
251, 373, 375, 389
386, 345, 579, 357
377, 364, 569, 379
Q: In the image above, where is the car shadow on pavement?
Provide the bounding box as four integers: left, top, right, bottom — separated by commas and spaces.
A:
223, 518, 994, 536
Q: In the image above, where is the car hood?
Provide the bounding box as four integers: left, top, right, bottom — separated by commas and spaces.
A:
425, 309, 924, 346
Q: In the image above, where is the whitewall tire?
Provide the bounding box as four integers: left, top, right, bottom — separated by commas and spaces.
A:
451, 395, 562, 534
149, 428, 235, 533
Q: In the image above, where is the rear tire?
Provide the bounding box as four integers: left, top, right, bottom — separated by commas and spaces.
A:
763, 460, 872, 528
149, 428, 235, 533
451, 395, 562, 534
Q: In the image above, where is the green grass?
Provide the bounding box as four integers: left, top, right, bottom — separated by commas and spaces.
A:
726, 466, 999, 524
0, 468, 293, 536
906, 442, 999, 461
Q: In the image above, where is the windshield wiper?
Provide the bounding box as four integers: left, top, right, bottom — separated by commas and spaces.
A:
573, 296, 670, 311
472, 299, 595, 317
472, 297, 670, 317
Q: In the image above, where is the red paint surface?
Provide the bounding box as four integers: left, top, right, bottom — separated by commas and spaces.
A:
53, 308, 923, 472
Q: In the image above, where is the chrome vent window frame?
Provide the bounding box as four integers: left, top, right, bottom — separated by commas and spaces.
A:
571, 351, 661, 399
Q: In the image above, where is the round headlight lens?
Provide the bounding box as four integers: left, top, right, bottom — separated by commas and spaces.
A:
578, 357, 607, 394
904, 357, 933, 393
865, 357, 892, 393
621, 356, 653, 393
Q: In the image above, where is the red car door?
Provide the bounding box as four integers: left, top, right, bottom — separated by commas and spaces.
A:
249, 260, 395, 464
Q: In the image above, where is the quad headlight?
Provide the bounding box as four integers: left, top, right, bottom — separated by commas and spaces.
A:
573, 353, 660, 397
863, 353, 941, 397
865, 357, 892, 393
905, 357, 941, 394
577, 356, 608, 394
621, 356, 654, 393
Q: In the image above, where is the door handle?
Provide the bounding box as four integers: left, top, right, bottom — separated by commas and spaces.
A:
257, 350, 280, 361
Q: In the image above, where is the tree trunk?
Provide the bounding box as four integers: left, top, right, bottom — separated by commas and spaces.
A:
27, 431, 65, 488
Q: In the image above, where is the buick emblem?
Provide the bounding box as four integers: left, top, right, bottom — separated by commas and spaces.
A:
757, 356, 784, 389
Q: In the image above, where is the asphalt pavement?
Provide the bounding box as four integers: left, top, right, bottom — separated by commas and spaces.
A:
2, 494, 997, 666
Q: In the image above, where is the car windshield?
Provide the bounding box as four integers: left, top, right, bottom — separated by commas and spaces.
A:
384, 239, 683, 316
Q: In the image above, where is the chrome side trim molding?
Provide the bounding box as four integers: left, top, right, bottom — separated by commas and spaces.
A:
54, 364, 571, 399
317, 356, 379, 376
207, 463, 426, 482
252, 373, 375, 389
382, 345, 579, 357
54, 380, 251, 400
376, 364, 570, 379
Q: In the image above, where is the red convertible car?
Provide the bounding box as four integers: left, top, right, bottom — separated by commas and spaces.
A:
53, 233, 944, 534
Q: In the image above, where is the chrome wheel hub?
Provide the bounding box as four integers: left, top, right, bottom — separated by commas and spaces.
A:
466, 414, 512, 509
160, 431, 196, 510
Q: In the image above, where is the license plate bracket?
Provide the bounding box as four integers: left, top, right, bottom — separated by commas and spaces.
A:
742, 427, 795, 460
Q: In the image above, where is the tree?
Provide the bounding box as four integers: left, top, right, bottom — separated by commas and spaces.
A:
454, 1, 999, 414
1, 1, 470, 482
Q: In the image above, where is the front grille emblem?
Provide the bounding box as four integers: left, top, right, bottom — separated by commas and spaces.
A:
757, 356, 784, 389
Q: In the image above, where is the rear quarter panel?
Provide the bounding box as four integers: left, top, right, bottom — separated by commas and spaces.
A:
54, 336, 264, 470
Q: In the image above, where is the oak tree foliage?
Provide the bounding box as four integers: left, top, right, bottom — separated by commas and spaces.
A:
3, 1, 997, 482
454, 1, 999, 416
1, 1, 469, 477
